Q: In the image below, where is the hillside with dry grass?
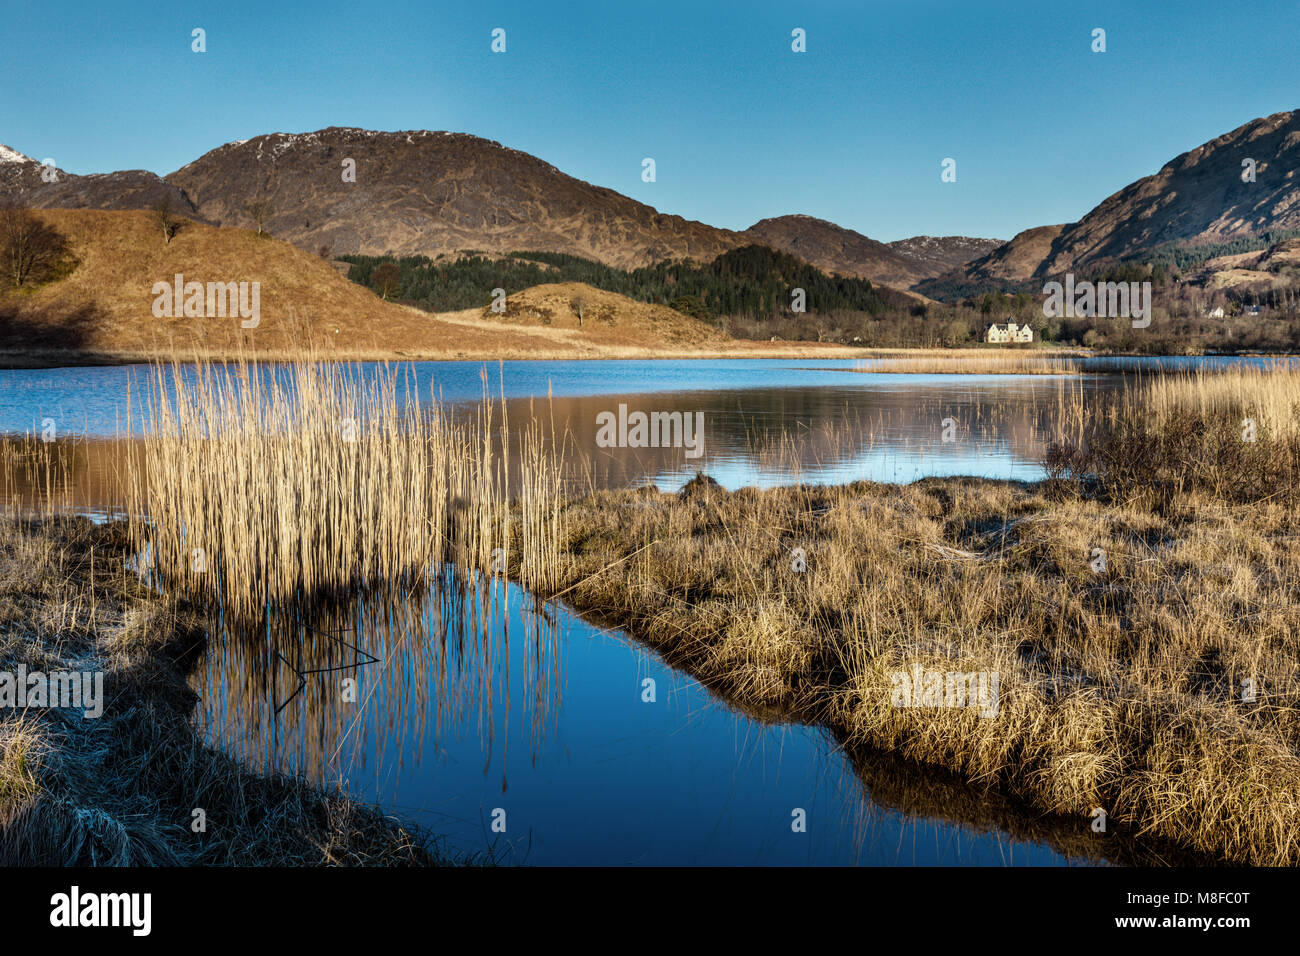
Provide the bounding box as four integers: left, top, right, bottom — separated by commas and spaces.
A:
0, 209, 849, 363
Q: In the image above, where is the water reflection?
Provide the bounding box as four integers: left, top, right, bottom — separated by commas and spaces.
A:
197, 569, 560, 787
189, 568, 1193, 866
2, 373, 1109, 512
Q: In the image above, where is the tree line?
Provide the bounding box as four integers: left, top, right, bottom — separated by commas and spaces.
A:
340, 244, 912, 322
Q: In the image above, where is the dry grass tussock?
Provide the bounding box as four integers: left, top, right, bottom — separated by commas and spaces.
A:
546, 470, 1300, 865
0, 512, 455, 865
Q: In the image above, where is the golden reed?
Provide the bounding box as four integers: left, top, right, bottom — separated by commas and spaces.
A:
124, 353, 570, 619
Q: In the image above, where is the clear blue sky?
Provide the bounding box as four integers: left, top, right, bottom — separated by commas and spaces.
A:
3, 0, 1297, 242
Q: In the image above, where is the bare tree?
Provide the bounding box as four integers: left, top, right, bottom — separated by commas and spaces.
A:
570, 294, 588, 328
371, 262, 402, 300
150, 196, 186, 245
0, 206, 70, 290
245, 199, 275, 236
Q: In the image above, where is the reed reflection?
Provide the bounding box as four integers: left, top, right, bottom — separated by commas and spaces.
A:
192, 566, 562, 790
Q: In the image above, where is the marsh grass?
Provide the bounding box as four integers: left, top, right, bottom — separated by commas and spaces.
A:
1047, 365, 1300, 506
125, 354, 571, 618
12, 352, 1300, 867
854, 352, 1086, 375
547, 476, 1300, 864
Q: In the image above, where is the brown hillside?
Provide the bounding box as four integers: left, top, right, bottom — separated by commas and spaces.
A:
1196, 237, 1300, 290
1032, 109, 1300, 275
0, 210, 830, 363
439, 282, 729, 351
959, 224, 1069, 282
743, 215, 1000, 287
164, 129, 747, 269
951, 109, 1300, 285
744, 215, 920, 285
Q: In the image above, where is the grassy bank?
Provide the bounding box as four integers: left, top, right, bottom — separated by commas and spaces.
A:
522, 369, 1300, 865
0, 513, 453, 865
537, 475, 1300, 865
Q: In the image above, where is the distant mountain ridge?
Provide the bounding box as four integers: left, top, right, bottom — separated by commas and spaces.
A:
1, 128, 996, 288
11, 111, 1296, 300
0, 148, 200, 219
165, 129, 744, 270
930, 108, 1300, 294
743, 215, 1001, 287
886, 235, 1005, 279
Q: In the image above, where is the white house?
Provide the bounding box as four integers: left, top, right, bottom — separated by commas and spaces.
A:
986, 320, 1033, 344
1205, 306, 1226, 319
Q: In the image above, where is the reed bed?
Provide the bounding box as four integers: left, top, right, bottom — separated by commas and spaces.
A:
1047, 364, 1300, 505
1140, 363, 1300, 437
0, 351, 579, 865
0, 433, 77, 515
854, 352, 1085, 375
124, 355, 571, 619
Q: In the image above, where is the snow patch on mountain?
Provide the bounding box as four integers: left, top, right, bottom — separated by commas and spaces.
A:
0, 144, 36, 165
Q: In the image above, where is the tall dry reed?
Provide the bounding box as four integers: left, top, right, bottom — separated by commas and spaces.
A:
855, 352, 1084, 375
1046, 364, 1300, 505
125, 355, 569, 619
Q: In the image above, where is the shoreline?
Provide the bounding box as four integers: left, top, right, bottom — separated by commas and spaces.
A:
0, 514, 461, 866
529, 474, 1300, 866
4, 343, 1298, 371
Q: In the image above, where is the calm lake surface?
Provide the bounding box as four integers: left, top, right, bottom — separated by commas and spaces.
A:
3, 356, 1256, 865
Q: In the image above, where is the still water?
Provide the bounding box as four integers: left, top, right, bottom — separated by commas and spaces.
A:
3, 357, 1116, 510
1, 357, 1239, 864
196, 574, 1087, 865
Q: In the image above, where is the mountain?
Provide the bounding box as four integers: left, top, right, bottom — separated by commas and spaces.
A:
163, 128, 745, 269
1, 147, 198, 217
885, 235, 1005, 278
743, 214, 998, 286
22, 110, 1293, 297
4, 129, 987, 289
957, 225, 1069, 282
1036, 109, 1300, 274
935, 109, 1300, 290
743, 215, 918, 285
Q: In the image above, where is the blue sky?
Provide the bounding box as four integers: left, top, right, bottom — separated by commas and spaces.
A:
3, 0, 1297, 242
